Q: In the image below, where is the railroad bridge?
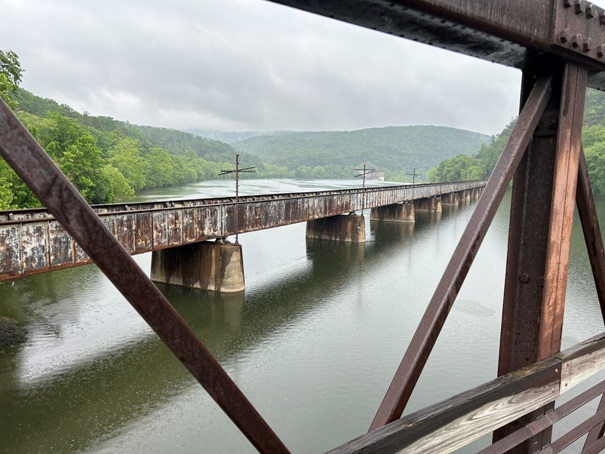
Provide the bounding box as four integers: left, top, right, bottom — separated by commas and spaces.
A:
0, 181, 484, 291
4, 0, 605, 453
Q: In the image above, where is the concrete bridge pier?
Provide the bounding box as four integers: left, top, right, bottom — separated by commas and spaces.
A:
305, 213, 366, 242
463, 190, 472, 203
370, 203, 415, 223
151, 241, 245, 293
442, 192, 460, 207
414, 196, 442, 213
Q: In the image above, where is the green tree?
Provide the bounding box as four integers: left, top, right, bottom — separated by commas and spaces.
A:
101, 164, 135, 202
145, 147, 177, 188
0, 50, 23, 110
108, 138, 148, 190
38, 114, 109, 203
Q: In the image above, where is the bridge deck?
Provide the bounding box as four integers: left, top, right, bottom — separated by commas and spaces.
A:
0, 181, 484, 281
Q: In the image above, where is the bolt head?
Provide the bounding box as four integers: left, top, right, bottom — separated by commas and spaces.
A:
598, 45, 604, 57
560, 28, 571, 43
572, 34, 583, 48
575, 0, 584, 14
584, 37, 593, 51
586, 4, 596, 17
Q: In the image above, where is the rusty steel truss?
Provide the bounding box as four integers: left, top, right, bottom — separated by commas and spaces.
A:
0, 181, 483, 281
4, 0, 605, 452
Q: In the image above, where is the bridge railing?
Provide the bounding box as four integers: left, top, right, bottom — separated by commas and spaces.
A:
329, 332, 605, 453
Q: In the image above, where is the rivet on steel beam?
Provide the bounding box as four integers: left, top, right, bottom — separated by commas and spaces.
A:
560, 28, 572, 43
584, 37, 593, 51
563, 0, 572, 6
600, 13, 605, 25
519, 273, 530, 284
575, 0, 585, 14
598, 45, 605, 57
586, 4, 596, 18
572, 34, 583, 48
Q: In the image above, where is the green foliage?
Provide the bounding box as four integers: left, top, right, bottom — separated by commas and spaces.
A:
0, 50, 23, 110
428, 119, 515, 183
0, 50, 23, 87
234, 126, 491, 181
0, 86, 251, 208
578, 89, 605, 195
427, 154, 484, 182
108, 138, 148, 190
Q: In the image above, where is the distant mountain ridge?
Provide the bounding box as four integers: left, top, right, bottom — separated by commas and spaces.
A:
188, 129, 297, 145
14, 88, 490, 182
230, 125, 491, 179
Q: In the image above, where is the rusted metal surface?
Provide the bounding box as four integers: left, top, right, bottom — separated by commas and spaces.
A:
268, 0, 605, 89
540, 63, 586, 358
495, 59, 563, 450
368, 75, 552, 431
496, 61, 587, 452
576, 148, 605, 450
576, 149, 605, 322
0, 99, 290, 454
0, 181, 484, 281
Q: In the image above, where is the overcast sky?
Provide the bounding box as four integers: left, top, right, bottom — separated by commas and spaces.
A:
1, 0, 533, 136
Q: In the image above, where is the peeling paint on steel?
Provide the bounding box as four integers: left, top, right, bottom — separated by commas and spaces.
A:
0, 182, 486, 280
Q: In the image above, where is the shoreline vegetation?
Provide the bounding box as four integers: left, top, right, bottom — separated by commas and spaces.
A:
5, 49, 605, 212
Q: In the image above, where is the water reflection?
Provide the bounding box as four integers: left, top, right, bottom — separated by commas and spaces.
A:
2, 187, 603, 453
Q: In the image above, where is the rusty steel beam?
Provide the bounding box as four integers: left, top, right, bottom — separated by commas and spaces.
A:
0, 181, 486, 281
495, 62, 588, 451
368, 74, 552, 430
494, 60, 562, 450
576, 149, 605, 322
0, 101, 290, 453
267, 0, 605, 90
576, 148, 605, 452
539, 64, 586, 359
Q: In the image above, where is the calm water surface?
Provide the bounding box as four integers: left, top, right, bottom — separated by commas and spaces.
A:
0, 179, 603, 453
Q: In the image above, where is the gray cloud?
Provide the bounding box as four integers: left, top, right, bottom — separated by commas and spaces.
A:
1, 0, 526, 135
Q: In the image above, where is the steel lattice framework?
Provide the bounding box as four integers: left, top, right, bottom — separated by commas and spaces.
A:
3, 0, 605, 452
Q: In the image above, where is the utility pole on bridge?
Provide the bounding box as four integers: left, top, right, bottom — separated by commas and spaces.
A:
354, 163, 376, 190
219, 154, 256, 244
407, 167, 419, 203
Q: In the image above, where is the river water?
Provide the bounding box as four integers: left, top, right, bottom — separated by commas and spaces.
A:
0, 178, 603, 453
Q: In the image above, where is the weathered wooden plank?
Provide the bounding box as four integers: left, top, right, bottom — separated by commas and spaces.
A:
328, 358, 561, 454
329, 333, 605, 454
556, 333, 605, 391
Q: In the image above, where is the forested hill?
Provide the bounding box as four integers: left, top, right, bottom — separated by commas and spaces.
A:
15, 89, 237, 162
232, 126, 491, 180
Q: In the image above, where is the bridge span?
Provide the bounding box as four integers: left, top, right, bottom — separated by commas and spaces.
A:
0, 180, 484, 288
